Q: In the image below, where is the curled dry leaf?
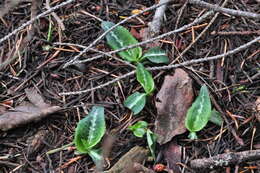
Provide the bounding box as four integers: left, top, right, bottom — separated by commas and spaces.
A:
155, 68, 194, 144
0, 88, 61, 131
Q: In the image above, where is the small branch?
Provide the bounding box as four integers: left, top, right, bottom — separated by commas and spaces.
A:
0, 0, 75, 45
59, 35, 260, 95
173, 0, 229, 63
53, 42, 136, 68
189, 0, 260, 19
190, 149, 260, 169
62, 0, 173, 68
149, 0, 171, 36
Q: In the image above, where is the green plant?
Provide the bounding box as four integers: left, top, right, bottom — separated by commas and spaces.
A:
128, 121, 157, 159
185, 85, 224, 139
185, 85, 212, 139
101, 21, 169, 115
74, 106, 106, 164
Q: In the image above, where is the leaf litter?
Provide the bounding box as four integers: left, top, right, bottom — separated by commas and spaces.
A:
0, 88, 61, 131
155, 68, 194, 144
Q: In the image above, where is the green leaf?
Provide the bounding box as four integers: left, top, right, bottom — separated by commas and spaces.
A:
141, 47, 169, 64
209, 109, 223, 126
128, 121, 148, 138
185, 85, 212, 138
101, 21, 142, 62
124, 92, 146, 115
74, 106, 106, 153
136, 63, 155, 94
146, 129, 157, 159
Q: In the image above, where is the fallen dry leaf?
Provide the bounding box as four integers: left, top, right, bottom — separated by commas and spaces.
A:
155, 68, 194, 144
105, 146, 148, 173
133, 163, 155, 173
162, 139, 182, 173
0, 88, 61, 131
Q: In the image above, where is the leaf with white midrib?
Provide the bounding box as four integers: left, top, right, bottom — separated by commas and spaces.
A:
141, 47, 169, 64
101, 21, 142, 62
185, 85, 212, 133
124, 92, 146, 115
136, 63, 155, 94
74, 106, 106, 153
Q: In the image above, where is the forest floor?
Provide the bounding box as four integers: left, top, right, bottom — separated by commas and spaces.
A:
0, 0, 259, 173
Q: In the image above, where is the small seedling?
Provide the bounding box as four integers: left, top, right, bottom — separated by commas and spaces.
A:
128, 121, 157, 159
101, 21, 169, 115
185, 85, 212, 139
74, 106, 106, 164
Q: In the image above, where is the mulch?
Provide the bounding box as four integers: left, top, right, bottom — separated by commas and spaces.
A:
0, 0, 259, 172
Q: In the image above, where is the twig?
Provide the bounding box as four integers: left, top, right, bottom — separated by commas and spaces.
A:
0, 0, 75, 45
59, 35, 260, 95
188, 0, 260, 19
211, 30, 260, 36
62, 0, 174, 68
149, 0, 171, 35
45, 0, 65, 31
70, 11, 213, 65
53, 42, 136, 68
173, 0, 229, 63
190, 149, 260, 169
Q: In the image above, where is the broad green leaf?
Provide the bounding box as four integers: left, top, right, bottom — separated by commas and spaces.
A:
124, 92, 146, 115
146, 129, 157, 159
141, 47, 169, 64
128, 121, 148, 138
185, 85, 212, 137
209, 109, 223, 126
74, 106, 106, 153
101, 21, 142, 62
136, 63, 155, 94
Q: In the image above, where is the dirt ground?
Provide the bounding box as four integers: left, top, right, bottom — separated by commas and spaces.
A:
0, 0, 259, 173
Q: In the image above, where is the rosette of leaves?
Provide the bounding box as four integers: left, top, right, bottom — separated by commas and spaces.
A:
74, 106, 106, 164
101, 21, 169, 115
128, 121, 157, 159
185, 85, 212, 139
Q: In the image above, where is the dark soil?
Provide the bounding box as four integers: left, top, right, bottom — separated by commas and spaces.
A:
0, 0, 259, 173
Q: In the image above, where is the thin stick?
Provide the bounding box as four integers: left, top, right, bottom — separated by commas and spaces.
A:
70, 11, 213, 65
149, 0, 171, 35
59, 35, 260, 95
62, 0, 173, 68
0, 0, 75, 45
190, 149, 260, 169
189, 0, 260, 19
173, 0, 229, 63
46, 0, 65, 31
53, 42, 136, 68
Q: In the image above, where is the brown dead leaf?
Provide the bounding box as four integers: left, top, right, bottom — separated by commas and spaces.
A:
162, 139, 182, 173
155, 68, 194, 144
105, 146, 148, 173
133, 163, 155, 173
0, 88, 61, 131
130, 28, 142, 40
